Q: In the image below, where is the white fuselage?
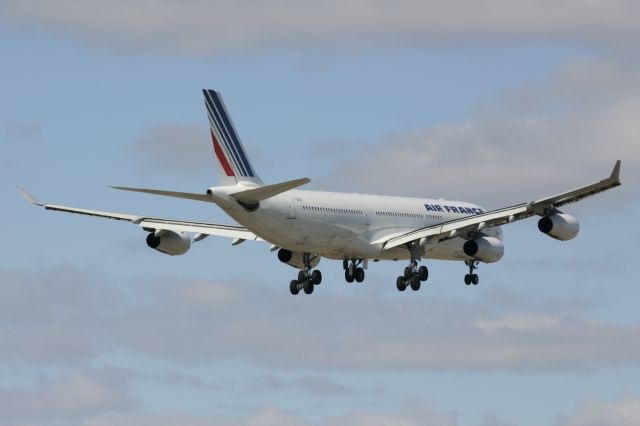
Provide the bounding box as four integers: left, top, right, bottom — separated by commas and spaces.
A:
209, 186, 503, 262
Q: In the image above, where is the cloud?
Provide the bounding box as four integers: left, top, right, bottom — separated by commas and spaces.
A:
130, 123, 214, 175
0, 266, 115, 363
0, 369, 137, 424
1, 1, 640, 56
57, 404, 457, 426
0, 117, 40, 141
558, 395, 640, 426
102, 276, 640, 372
3, 263, 639, 374
315, 58, 640, 207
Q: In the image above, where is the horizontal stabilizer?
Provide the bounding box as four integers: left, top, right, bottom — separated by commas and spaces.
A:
229, 177, 310, 204
110, 186, 215, 203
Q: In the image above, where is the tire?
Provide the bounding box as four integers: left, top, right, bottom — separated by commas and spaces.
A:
404, 267, 412, 279
311, 270, 322, 285
418, 265, 428, 281
298, 270, 306, 282
303, 279, 314, 294
471, 274, 479, 285
464, 274, 472, 285
345, 269, 355, 283
290, 280, 300, 295
354, 267, 365, 283
410, 275, 421, 291
396, 276, 407, 291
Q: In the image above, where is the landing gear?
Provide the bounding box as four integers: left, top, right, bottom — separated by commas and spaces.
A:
464, 260, 479, 285
344, 259, 366, 283
396, 244, 428, 292
290, 253, 322, 295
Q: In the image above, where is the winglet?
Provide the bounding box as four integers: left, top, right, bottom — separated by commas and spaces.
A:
16, 186, 45, 206
610, 160, 621, 182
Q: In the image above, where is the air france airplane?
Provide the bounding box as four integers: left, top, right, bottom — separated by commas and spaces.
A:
19, 90, 622, 295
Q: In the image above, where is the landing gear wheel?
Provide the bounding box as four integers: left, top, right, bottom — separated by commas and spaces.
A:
418, 265, 428, 281
471, 274, 479, 285
303, 279, 314, 294
403, 267, 412, 279
290, 280, 300, 295
396, 276, 407, 291
345, 269, 355, 283
298, 270, 306, 282
354, 267, 365, 283
410, 275, 421, 291
311, 270, 322, 285
464, 274, 472, 285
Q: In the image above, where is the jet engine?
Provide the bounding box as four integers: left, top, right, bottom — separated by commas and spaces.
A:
146, 230, 191, 256
463, 236, 504, 263
277, 248, 320, 269
537, 213, 579, 241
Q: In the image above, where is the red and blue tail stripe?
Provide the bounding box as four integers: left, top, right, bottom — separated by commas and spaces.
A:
203, 90, 256, 179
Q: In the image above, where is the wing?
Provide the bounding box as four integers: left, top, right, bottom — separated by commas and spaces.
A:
383, 160, 621, 250
16, 187, 261, 241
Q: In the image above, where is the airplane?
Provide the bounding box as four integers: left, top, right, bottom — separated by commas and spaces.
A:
19, 89, 622, 295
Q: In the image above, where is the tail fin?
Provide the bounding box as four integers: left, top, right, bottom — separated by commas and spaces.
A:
203, 89, 262, 186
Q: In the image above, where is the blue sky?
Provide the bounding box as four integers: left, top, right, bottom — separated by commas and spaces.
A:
1, 2, 639, 426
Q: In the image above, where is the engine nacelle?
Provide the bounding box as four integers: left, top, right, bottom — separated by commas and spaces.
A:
537, 213, 579, 241
146, 230, 191, 256
277, 248, 321, 269
463, 236, 504, 263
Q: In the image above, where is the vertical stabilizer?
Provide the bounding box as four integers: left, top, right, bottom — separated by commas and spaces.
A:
203, 89, 262, 186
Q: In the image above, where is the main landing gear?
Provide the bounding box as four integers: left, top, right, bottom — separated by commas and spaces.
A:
343, 259, 365, 283
396, 245, 428, 292
290, 253, 322, 295
464, 260, 479, 285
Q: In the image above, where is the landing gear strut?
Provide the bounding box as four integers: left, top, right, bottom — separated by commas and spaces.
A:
464, 260, 479, 285
344, 259, 366, 283
290, 253, 322, 295
396, 244, 428, 292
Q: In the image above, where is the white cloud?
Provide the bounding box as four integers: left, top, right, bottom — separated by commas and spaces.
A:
1, 1, 640, 55
131, 123, 213, 175
101, 276, 640, 372
316, 58, 640, 208
0, 117, 40, 141
0, 369, 137, 422
558, 395, 640, 426
67, 405, 457, 426
2, 263, 639, 382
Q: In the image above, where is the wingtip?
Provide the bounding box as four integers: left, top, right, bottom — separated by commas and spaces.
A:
16, 186, 44, 206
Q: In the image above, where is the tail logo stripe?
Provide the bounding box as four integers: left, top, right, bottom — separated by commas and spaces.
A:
204, 95, 244, 173
209, 93, 255, 177
204, 91, 251, 177
210, 130, 235, 176
204, 100, 246, 176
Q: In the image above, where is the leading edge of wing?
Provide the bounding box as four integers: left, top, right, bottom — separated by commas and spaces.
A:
17, 187, 259, 240
382, 160, 622, 250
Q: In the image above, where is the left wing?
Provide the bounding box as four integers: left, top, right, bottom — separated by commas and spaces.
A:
17, 187, 261, 241
383, 160, 621, 250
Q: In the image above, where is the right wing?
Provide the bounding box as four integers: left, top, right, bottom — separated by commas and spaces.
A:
16, 187, 261, 241
382, 160, 621, 249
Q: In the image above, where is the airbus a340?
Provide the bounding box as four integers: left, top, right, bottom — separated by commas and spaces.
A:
19, 90, 622, 295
